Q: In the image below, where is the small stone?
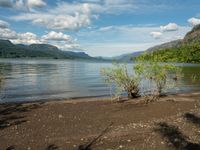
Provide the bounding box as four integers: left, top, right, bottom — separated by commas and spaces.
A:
59, 114, 63, 119
119, 145, 123, 148
127, 139, 131, 142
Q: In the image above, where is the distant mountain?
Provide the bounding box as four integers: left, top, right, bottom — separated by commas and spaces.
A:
0, 39, 98, 60
146, 24, 200, 52
134, 24, 200, 63
112, 51, 143, 61
146, 39, 182, 52
183, 24, 200, 44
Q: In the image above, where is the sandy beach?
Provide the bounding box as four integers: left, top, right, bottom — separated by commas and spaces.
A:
1, 92, 200, 150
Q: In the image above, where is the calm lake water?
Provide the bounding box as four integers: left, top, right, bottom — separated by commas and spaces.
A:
0, 59, 199, 103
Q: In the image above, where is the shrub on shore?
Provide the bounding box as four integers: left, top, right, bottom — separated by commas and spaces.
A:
135, 55, 181, 97
101, 56, 181, 101
101, 63, 140, 99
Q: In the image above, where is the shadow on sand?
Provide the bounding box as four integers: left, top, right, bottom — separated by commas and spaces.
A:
46, 144, 59, 150
0, 102, 44, 130
155, 121, 200, 150
184, 112, 200, 127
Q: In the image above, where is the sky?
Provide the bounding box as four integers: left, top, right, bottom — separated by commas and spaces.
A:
0, 0, 200, 57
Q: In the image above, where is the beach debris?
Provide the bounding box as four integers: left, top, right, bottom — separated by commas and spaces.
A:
46, 144, 58, 150
6, 145, 15, 150
78, 122, 113, 150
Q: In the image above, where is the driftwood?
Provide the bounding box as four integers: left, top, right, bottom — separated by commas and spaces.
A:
78, 122, 113, 150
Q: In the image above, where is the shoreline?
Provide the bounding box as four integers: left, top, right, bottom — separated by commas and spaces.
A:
1, 91, 200, 105
0, 91, 200, 150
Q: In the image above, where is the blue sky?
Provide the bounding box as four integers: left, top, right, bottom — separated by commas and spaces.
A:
0, 0, 200, 57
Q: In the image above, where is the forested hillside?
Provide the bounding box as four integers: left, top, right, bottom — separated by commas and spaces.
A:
0, 39, 94, 60
134, 25, 200, 63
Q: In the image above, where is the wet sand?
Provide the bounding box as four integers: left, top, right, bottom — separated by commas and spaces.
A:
0, 92, 200, 150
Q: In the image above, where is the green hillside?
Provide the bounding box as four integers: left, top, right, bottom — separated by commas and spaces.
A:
134, 25, 200, 63
0, 39, 93, 60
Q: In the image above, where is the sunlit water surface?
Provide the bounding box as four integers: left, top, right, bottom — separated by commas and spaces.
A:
0, 59, 199, 103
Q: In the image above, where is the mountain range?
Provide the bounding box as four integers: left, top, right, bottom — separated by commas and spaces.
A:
112, 51, 143, 62
0, 39, 100, 60
0, 24, 200, 63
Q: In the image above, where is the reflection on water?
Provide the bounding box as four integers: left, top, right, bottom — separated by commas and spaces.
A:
0, 59, 199, 103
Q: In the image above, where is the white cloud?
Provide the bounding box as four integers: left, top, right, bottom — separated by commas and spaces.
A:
0, 23, 81, 50
150, 31, 162, 39
0, 20, 9, 28
0, 0, 46, 10
160, 23, 179, 32
99, 26, 114, 32
42, 31, 80, 50
54, 43, 81, 50
13, 32, 42, 44
188, 17, 200, 26
27, 0, 46, 8
12, 3, 93, 31
42, 31, 72, 42
150, 23, 180, 40
10, 1, 175, 32
0, 27, 41, 44
0, 28, 18, 39
78, 25, 190, 56
0, 22, 41, 44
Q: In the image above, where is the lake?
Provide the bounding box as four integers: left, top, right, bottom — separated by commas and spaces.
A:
0, 59, 199, 103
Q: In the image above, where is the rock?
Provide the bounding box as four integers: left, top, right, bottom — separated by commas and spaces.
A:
58, 114, 63, 119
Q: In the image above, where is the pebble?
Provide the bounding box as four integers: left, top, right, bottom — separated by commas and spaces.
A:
59, 114, 63, 119
127, 139, 131, 142
119, 145, 123, 148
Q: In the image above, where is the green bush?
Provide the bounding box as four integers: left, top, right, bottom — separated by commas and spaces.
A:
101, 63, 140, 99
135, 54, 181, 96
